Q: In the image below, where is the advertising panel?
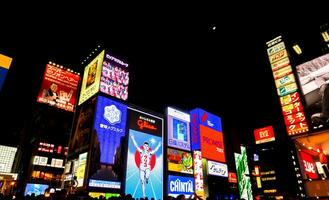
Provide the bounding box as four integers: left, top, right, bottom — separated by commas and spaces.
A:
37, 64, 80, 112
24, 183, 48, 196
168, 175, 194, 197
193, 151, 204, 199
0, 54, 13, 69
228, 172, 237, 183
69, 97, 96, 154
207, 160, 228, 177
235, 146, 253, 200
253, 126, 275, 144
100, 53, 129, 101
167, 107, 191, 151
125, 108, 163, 199
299, 151, 318, 179
167, 148, 193, 174
267, 36, 309, 136
200, 125, 226, 162
78, 50, 105, 105
76, 152, 88, 187
0, 145, 17, 173
88, 96, 127, 189
0, 67, 8, 91
190, 108, 222, 150
296, 53, 329, 129
88, 179, 121, 189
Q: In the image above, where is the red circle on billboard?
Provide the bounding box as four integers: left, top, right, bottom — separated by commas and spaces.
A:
134, 146, 156, 170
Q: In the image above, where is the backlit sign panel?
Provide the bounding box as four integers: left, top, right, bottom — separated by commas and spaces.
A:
0, 54, 13, 69
167, 148, 193, 174
253, 126, 275, 144
93, 96, 127, 164
24, 183, 48, 196
200, 125, 226, 162
88, 179, 121, 189
125, 108, 163, 200
0, 145, 17, 173
0, 67, 8, 91
37, 64, 80, 112
78, 50, 105, 105
228, 172, 237, 183
168, 175, 194, 197
193, 151, 204, 199
299, 151, 318, 179
100, 53, 129, 101
235, 146, 253, 200
267, 36, 309, 136
207, 160, 228, 177
76, 152, 88, 187
167, 107, 191, 151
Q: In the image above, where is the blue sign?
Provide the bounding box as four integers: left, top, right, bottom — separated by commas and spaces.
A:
168, 175, 194, 196
24, 183, 48, 196
88, 179, 121, 189
190, 108, 222, 150
94, 96, 127, 164
0, 67, 8, 91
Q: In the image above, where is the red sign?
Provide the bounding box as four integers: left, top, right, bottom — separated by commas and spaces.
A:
286, 122, 309, 135
300, 151, 318, 179
284, 112, 306, 125
200, 125, 226, 162
254, 126, 275, 144
280, 92, 300, 106
282, 101, 304, 116
228, 172, 237, 183
37, 64, 80, 112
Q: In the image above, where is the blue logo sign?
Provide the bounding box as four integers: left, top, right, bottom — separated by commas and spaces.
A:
94, 96, 127, 164
0, 67, 8, 91
168, 175, 194, 196
190, 108, 222, 150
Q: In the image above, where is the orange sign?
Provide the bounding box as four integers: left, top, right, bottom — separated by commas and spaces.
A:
200, 125, 226, 162
254, 126, 275, 144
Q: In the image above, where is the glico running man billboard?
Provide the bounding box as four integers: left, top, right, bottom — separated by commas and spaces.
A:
167, 107, 191, 151
190, 108, 225, 163
88, 96, 127, 189
37, 64, 80, 112
125, 107, 163, 199
100, 53, 129, 101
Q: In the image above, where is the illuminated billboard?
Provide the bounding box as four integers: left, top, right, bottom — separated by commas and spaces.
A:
167, 107, 191, 151
0, 54, 12, 91
207, 160, 228, 177
24, 183, 48, 196
253, 126, 275, 144
299, 151, 318, 179
200, 125, 225, 162
76, 152, 88, 187
69, 97, 96, 154
190, 108, 223, 152
78, 50, 105, 105
167, 148, 193, 174
266, 36, 309, 135
296, 53, 329, 129
235, 146, 253, 200
125, 108, 163, 200
0, 145, 17, 173
193, 151, 204, 199
37, 64, 80, 112
168, 175, 194, 197
100, 53, 129, 101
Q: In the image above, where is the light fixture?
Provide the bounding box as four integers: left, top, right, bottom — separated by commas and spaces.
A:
293, 44, 302, 55
322, 31, 329, 42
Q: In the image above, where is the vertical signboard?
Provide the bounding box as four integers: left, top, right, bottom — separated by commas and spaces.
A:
88, 96, 127, 189
193, 151, 205, 199
76, 152, 88, 187
125, 107, 163, 199
235, 146, 253, 200
190, 108, 225, 162
167, 107, 191, 151
0, 54, 12, 91
78, 50, 105, 105
266, 36, 309, 135
36, 64, 80, 112
100, 53, 129, 101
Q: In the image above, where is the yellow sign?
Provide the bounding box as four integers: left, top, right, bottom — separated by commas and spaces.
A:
269, 49, 288, 64
275, 74, 295, 88
0, 54, 13, 69
78, 50, 105, 105
271, 57, 290, 71
272, 65, 292, 80
256, 177, 262, 188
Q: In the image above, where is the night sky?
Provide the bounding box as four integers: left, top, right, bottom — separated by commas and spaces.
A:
1, 5, 329, 146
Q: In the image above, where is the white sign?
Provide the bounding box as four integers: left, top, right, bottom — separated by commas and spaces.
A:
315, 162, 325, 174
207, 160, 228, 177
168, 107, 190, 122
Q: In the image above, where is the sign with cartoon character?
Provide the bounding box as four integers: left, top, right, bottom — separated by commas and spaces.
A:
167, 148, 193, 174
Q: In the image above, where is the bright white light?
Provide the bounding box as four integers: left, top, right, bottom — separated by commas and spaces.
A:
149, 138, 156, 145
212, 26, 216, 30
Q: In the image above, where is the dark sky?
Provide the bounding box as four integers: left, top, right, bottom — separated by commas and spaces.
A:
1, 5, 329, 145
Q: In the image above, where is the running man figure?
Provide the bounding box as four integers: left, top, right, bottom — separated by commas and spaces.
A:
130, 134, 161, 198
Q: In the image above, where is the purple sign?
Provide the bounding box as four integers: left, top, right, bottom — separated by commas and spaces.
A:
94, 96, 127, 164
190, 108, 222, 150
